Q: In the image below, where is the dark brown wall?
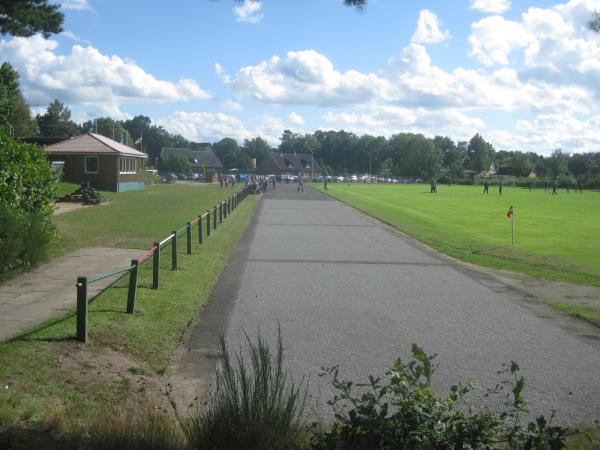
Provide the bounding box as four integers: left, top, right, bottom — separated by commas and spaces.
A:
62, 155, 116, 184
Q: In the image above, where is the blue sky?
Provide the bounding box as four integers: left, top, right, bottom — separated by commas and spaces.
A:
1, 0, 599, 154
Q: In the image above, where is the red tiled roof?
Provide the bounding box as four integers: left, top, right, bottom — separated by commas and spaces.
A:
44, 133, 147, 158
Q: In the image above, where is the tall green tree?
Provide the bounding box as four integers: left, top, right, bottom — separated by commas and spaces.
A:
158, 154, 192, 175
0, 63, 35, 137
388, 133, 441, 179
36, 99, 77, 137
466, 134, 495, 173
507, 151, 532, 177
0, 0, 63, 37
242, 136, 271, 166
545, 149, 569, 179
214, 137, 248, 170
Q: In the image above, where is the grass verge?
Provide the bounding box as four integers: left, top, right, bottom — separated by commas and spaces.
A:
0, 192, 259, 432
547, 302, 600, 328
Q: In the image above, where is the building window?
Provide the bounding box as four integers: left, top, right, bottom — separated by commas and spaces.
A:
120, 157, 137, 174
85, 156, 99, 174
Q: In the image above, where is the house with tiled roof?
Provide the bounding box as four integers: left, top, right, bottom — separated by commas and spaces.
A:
257, 151, 321, 178
160, 146, 223, 182
44, 133, 147, 192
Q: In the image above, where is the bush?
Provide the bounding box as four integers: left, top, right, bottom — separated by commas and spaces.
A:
0, 127, 56, 274
0, 128, 55, 214
182, 331, 309, 450
310, 344, 567, 450
0, 206, 55, 275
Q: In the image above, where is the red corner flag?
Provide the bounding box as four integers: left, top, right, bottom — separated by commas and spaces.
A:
507, 206, 513, 219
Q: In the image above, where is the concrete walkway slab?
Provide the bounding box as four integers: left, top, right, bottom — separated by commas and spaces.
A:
172, 184, 600, 423
0, 247, 142, 341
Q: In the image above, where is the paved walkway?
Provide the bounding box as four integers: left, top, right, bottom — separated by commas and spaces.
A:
0, 247, 142, 341
172, 184, 600, 423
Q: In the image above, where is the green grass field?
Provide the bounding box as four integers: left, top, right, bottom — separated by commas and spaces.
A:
314, 183, 600, 286
50, 183, 244, 258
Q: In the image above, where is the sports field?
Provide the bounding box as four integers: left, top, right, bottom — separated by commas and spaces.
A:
313, 183, 600, 286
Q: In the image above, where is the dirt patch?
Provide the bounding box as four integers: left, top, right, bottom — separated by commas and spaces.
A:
52, 201, 110, 215
51, 340, 174, 417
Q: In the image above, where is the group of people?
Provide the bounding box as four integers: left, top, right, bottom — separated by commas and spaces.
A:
219, 175, 236, 190
482, 179, 503, 195
245, 175, 278, 194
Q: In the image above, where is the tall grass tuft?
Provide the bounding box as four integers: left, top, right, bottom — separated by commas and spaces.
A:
79, 410, 186, 450
183, 330, 308, 450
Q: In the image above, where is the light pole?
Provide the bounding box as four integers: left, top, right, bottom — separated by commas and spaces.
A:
311, 150, 313, 180
368, 152, 372, 181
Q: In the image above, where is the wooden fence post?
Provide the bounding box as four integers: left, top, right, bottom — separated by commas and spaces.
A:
76, 276, 88, 343
152, 242, 160, 289
171, 231, 177, 271
207, 210, 211, 236
186, 222, 192, 255
126, 259, 139, 314
219, 203, 223, 223
213, 206, 217, 230
198, 215, 203, 244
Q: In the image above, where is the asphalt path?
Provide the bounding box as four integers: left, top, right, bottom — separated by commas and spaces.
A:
178, 183, 600, 424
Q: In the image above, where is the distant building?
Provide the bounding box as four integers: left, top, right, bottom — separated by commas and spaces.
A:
257, 151, 322, 178
44, 133, 147, 192
160, 146, 223, 181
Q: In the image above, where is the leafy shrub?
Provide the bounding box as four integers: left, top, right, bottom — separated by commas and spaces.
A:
0, 127, 56, 274
182, 331, 309, 450
311, 344, 567, 450
0, 206, 55, 274
0, 127, 55, 214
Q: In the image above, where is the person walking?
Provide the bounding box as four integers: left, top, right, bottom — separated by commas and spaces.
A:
498, 180, 503, 196
324, 178, 328, 191
483, 179, 489, 194
552, 179, 558, 195
297, 178, 304, 192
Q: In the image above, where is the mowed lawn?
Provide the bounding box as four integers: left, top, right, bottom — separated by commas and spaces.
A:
314, 183, 600, 286
50, 183, 242, 257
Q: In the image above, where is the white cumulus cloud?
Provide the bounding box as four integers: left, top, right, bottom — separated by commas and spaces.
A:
159, 111, 251, 143
469, 16, 531, 66
411, 10, 451, 44
234, 0, 263, 24
225, 49, 395, 106
287, 112, 304, 125
0, 35, 211, 117
61, 0, 92, 10
470, 0, 511, 14
221, 99, 243, 112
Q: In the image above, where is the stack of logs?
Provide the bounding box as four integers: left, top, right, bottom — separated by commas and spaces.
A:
60, 182, 107, 205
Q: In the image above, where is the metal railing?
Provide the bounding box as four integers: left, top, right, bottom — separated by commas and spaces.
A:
75, 186, 251, 342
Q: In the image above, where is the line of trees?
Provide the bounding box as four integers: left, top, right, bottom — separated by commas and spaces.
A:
2, 60, 599, 185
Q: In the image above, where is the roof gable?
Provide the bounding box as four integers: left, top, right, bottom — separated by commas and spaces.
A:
266, 152, 321, 171
161, 147, 223, 168
44, 133, 147, 158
